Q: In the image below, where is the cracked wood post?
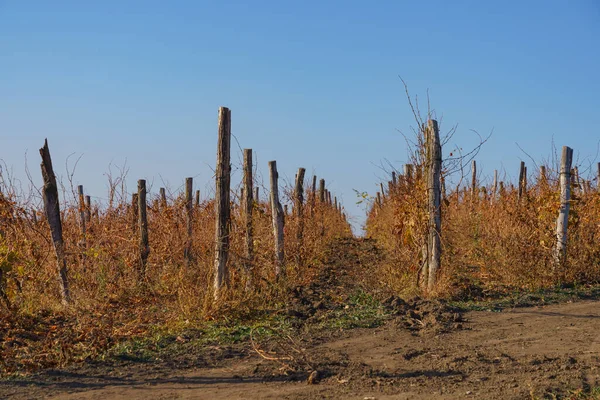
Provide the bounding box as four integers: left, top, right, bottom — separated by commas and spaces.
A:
159, 188, 167, 208
269, 161, 285, 276
184, 177, 193, 267
40, 139, 70, 305
554, 146, 573, 270
319, 179, 325, 203
294, 167, 306, 242
77, 185, 87, 270
311, 175, 317, 217
491, 170, 498, 203
85, 195, 92, 224
597, 163, 600, 193
420, 120, 442, 292
243, 149, 254, 289
471, 160, 477, 198
137, 179, 149, 280
214, 107, 232, 299
518, 161, 526, 201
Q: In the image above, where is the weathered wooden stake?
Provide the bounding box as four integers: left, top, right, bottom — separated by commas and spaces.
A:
518, 161, 526, 200
294, 167, 306, 241
420, 120, 442, 292
195, 190, 200, 207
77, 185, 87, 269
491, 170, 498, 203
471, 160, 477, 197
184, 177, 193, 267
597, 163, 600, 193
137, 179, 149, 279
214, 107, 232, 299
269, 161, 285, 276
39, 139, 70, 305
319, 179, 325, 203
243, 149, 254, 289
159, 187, 167, 208
85, 195, 92, 223
554, 146, 573, 270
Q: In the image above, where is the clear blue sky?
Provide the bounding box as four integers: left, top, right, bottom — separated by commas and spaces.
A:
1, 1, 599, 232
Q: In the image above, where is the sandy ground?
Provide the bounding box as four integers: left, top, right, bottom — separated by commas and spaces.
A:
2, 239, 599, 399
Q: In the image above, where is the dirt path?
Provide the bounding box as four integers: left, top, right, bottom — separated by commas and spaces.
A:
2, 239, 600, 399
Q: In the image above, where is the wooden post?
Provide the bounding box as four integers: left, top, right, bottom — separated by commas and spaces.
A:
137, 179, 149, 279
518, 161, 525, 200
420, 120, 442, 292
269, 161, 285, 276
391, 171, 397, 187
214, 107, 232, 299
77, 185, 87, 269
491, 170, 498, 203
253, 187, 259, 203
554, 146, 573, 269
131, 193, 138, 234
379, 182, 385, 201
334, 196, 338, 211
159, 187, 167, 208
597, 163, 600, 193
311, 175, 317, 216
376, 192, 382, 208
404, 164, 413, 183
85, 195, 92, 223
195, 190, 200, 207
243, 149, 254, 289
184, 177, 193, 267
294, 167, 306, 241
39, 139, 70, 305
471, 160, 477, 197
327, 190, 332, 206
319, 179, 325, 203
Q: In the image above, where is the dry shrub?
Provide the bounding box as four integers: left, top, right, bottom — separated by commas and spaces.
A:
0, 167, 351, 374
367, 165, 600, 299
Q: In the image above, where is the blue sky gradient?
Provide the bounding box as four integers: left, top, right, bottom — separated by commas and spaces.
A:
1, 1, 599, 232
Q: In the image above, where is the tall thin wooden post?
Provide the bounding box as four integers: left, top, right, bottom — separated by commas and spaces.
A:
85, 195, 92, 224
311, 175, 317, 216
195, 190, 200, 207
554, 146, 573, 269
159, 187, 167, 208
319, 179, 325, 203
518, 161, 526, 201
214, 107, 232, 299
471, 160, 477, 198
243, 149, 254, 289
77, 185, 87, 269
184, 177, 193, 267
420, 120, 442, 292
269, 161, 285, 276
294, 167, 306, 241
138, 179, 149, 279
391, 171, 397, 187
597, 163, 600, 193
39, 139, 70, 305
491, 170, 498, 203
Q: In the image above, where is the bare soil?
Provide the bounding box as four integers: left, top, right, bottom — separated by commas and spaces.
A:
2, 238, 600, 399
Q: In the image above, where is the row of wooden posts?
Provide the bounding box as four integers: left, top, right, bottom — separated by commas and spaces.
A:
37, 107, 345, 305
374, 123, 584, 291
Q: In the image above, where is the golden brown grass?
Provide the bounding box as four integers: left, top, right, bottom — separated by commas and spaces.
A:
0, 173, 351, 374
367, 167, 600, 299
